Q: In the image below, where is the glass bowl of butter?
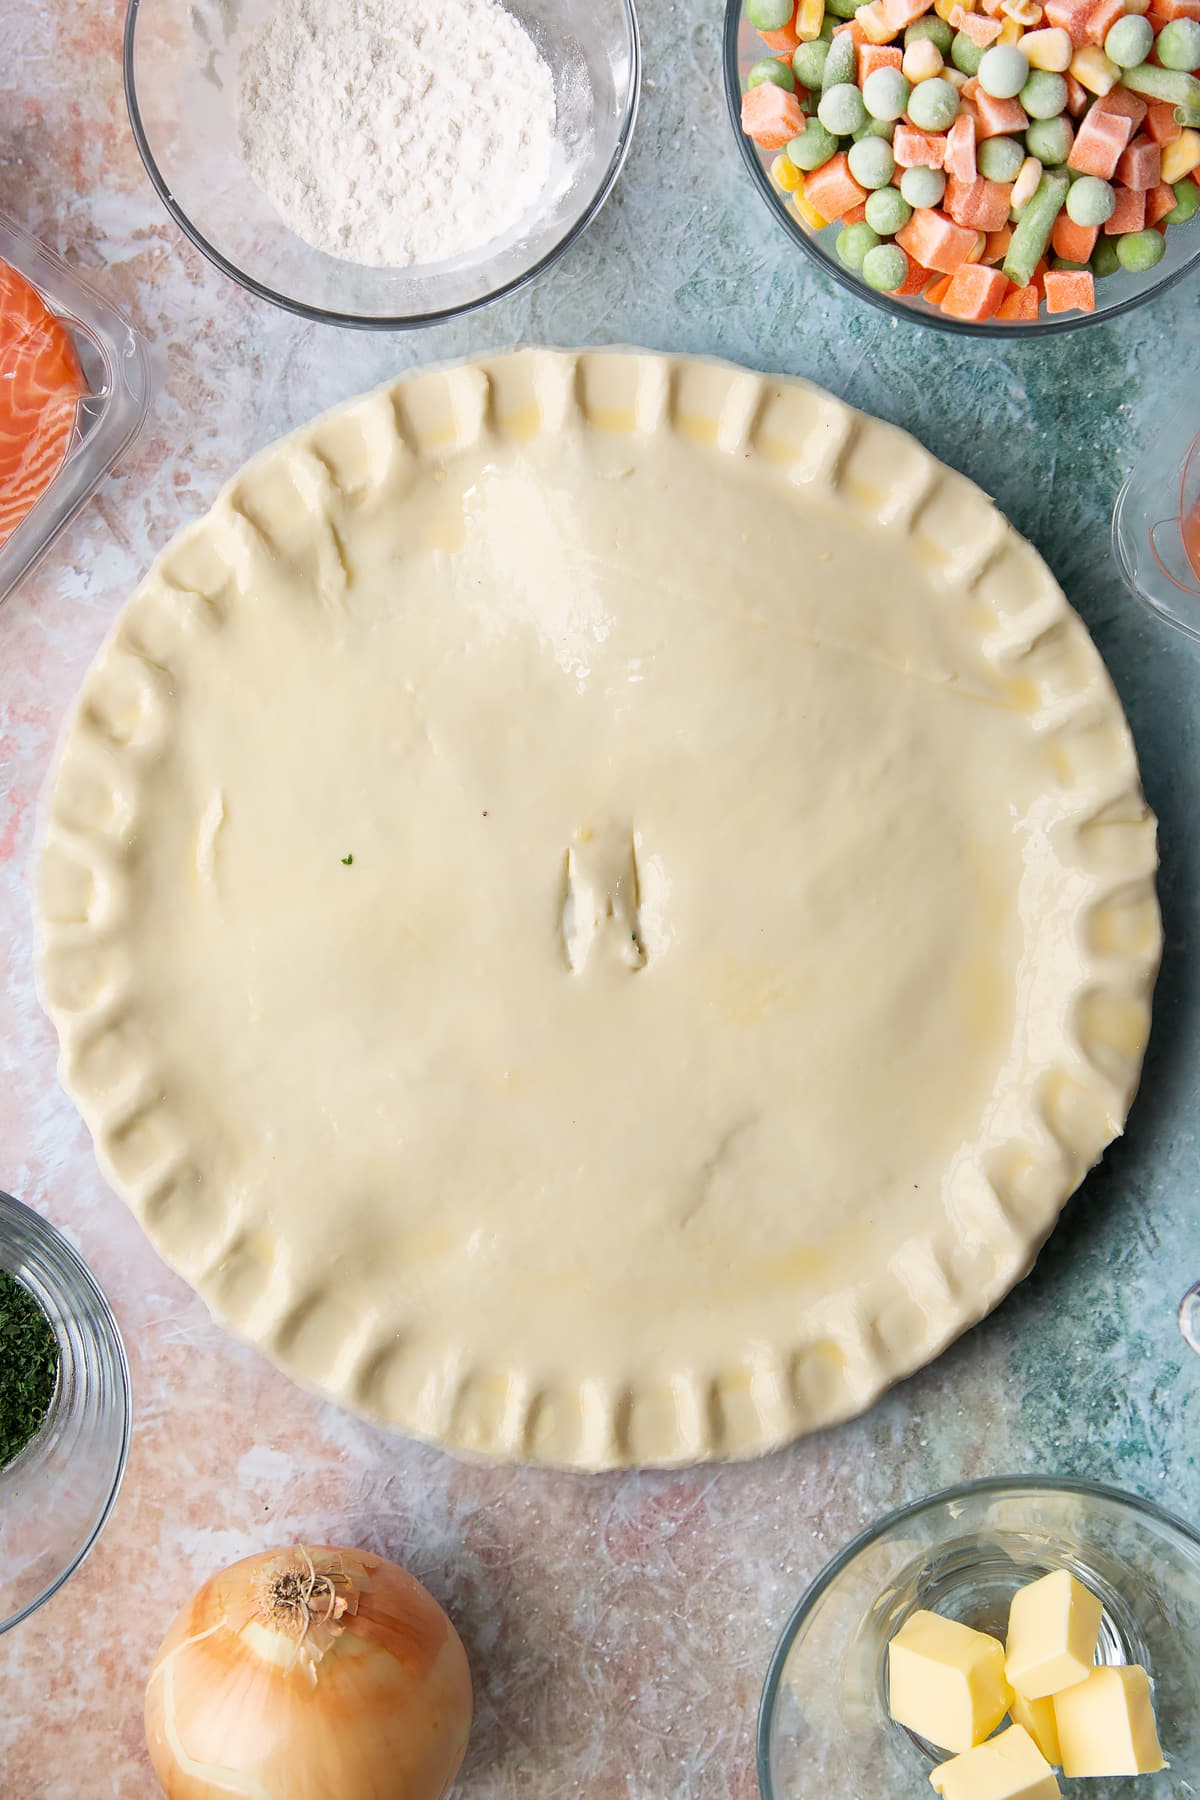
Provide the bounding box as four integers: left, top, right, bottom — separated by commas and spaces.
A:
759, 1476, 1200, 1799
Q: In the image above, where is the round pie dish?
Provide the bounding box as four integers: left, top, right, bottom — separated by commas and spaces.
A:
124, 0, 641, 329
0, 1191, 131, 1635
758, 1476, 1200, 1796
723, 0, 1200, 337
36, 351, 1160, 1470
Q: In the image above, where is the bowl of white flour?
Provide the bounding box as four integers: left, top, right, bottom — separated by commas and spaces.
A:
124, 0, 640, 326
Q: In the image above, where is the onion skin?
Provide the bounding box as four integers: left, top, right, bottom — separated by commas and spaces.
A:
144, 1545, 472, 1800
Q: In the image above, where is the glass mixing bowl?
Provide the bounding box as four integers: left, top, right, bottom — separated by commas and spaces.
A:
0, 1191, 131, 1634
125, 0, 641, 328
724, 0, 1200, 336
759, 1476, 1200, 1797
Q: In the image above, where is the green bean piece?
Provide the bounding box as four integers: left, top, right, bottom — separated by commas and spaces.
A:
821, 30, 859, 90
1120, 63, 1200, 108
1003, 168, 1070, 286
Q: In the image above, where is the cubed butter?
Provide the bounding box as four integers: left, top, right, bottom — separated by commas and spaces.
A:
1005, 1570, 1103, 1700
1010, 1692, 1062, 1767
930, 1725, 1062, 1800
890, 1611, 1012, 1753
1053, 1665, 1165, 1777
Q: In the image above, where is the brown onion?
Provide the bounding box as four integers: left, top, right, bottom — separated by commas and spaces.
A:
144, 1544, 472, 1799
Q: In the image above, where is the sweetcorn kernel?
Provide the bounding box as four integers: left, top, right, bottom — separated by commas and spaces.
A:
1070, 45, 1121, 94
1162, 127, 1200, 182
792, 187, 830, 229
796, 0, 827, 40
771, 153, 805, 191
997, 17, 1025, 42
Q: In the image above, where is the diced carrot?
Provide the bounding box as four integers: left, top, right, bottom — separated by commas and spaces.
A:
843, 200, 871, 223
1068, 106, 1133, 174
1084, 0, 1127, 42
1052, 213, 1099, 259
945, 114, 978, 182
1095, 86, 1149, 129
895, 206, 981, 271
1104, 184, 1147, 230
1045, 0, 1096, 42
833, 17, 870, 40
973, 90, 1030, 136
952, 5, 1005, 38
984, 224, 1013, 261
945, 173, 1013, 228
925, 273, 954, 303
882, 0, 937, 25
803, 150, 869, 219
997, 281, 1041, 318
1116, 133, 1162, 189
1158, 0, 1200, 17
1064, 72, 1090, 112
1043, 268, 1096, 311
1146, 180, 1179, 223
1145, 102, 1183, 146
858, 42, 904, 81
940, 261, 1008, 318
759, 7, 802, 50
894, 124, 948, 167
1144, 9, 1171, 27
894, 251, 937, 294
741, 83, 807, 149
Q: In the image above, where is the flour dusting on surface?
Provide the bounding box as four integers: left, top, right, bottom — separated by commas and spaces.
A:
237, 0, 557, 269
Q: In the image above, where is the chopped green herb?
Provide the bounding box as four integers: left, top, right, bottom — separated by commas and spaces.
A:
341, 853, 353, 865
0, 1270, 59, 1468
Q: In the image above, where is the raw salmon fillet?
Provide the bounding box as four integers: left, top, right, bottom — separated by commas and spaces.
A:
0, 257, 85, 546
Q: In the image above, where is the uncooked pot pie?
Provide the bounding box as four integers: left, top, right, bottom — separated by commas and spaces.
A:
37, 352, 1161, 1469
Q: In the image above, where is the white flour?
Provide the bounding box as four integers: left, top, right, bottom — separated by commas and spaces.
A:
237, 0, 557, 269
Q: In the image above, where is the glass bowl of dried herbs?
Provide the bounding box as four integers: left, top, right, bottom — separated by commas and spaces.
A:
0, 1191, 131, 1634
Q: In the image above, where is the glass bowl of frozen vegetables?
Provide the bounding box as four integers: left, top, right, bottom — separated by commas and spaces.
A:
725, 0, 1200, 332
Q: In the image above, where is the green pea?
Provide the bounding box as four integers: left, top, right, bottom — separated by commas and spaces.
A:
863, 65, 911, 119
825, 0, 872, 15
1164, 176, 1200, 223
1025, 115, 1075, 164
793, 38, 831, 88
1066, 174, 1115, 225
1116, 227, 1167, 270
1051, 256, 1089, 269
1091, 236, 1122, 276
1104, 14, 1154, 68
847, 135, 896, 187
900, 163, 946, 207
836, 221, 882, 270
821, 31, 858, 90
1020, 69, 1068, 119
977, 136, 1025, 182
747, 0, 795, 27
951, 31, 985, 75
748, 57, 796, 91
978, 44, 1030, 98
854, 116, 897, 139
865, 186, 913, 234
908, 76, 959, 129
786, 118, 840, 169
906, 15, 953, 52
818, 15, 837, 39
1157, 19, 1200, 71
861, 243, 910, 289
818, 80, 868, 133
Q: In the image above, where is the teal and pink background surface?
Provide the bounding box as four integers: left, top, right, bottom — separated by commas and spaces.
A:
1, 1, 1198, 1794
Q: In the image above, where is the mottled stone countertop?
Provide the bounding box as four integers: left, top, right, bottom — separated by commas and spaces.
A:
1, 2, 1198, 1795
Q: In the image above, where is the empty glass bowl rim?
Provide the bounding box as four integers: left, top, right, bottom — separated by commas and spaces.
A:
756, 1473, 1200, 1796
722, 0, 1200, 340
0, 1191, 133, 1635
123, 0, 642, 331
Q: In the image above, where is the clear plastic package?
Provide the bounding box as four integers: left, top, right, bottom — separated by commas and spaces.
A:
0, 210, 151, 606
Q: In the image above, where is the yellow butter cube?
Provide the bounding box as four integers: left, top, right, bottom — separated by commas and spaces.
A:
930, 1725, 1062, 1800
1005, 1570, 1102, 1701
1023, 26, 1073, 69
1162, 128, 1200, 185
796, 0, 826, 40
1070, 45, 1120, 95
890, 1612, 1013, 1754
1010, 1693, 1062, 1768
1053, 1666, 1165, 1777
